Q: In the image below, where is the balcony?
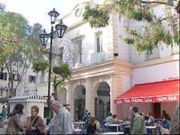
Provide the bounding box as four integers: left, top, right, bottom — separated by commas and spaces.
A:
145, 49, 159, 61
91, 52, 110, 64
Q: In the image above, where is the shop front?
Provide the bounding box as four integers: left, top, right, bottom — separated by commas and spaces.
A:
115, 79, 179, 119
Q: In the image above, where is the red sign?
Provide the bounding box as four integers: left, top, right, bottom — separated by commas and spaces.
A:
114, 95, 179, 104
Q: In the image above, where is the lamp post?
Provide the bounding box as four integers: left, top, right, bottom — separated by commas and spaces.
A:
39, 8, 67, 122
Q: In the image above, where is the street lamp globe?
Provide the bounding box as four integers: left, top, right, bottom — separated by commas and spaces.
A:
48, 8, 60, 24
39, 29, 49, 46
55, 19, 67, 38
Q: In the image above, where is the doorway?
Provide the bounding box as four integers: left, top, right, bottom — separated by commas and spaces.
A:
153, 103, 161, 118
95, 82, 110, 121
74, 85, 86, 121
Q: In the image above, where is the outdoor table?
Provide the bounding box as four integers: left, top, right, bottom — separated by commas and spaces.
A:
101, 131, 124, 134
74, 121, 85, 124
104, 124, 121, 132
146, 126, 156, 129
146, 126, 157, 134
74, 128, 81, 134
74, 121, 85, 129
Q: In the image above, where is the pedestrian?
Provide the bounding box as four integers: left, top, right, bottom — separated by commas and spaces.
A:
87, 117, 98, 134
162, 110, 171, 121
170, 104, 180, 134
63, 104, 75, 132
6, 104, 26, 134
48, 101, 74, 134
25, 105, 45, 135
161, 114, 170, 134
63, 104, 71, 112
130, 106, 146, 134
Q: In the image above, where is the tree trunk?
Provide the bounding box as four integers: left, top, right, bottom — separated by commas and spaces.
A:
53, 76, 64, 100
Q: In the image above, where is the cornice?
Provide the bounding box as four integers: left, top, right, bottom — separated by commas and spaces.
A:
66, 20, 87, 32
70, 59, 132, 80
134, 54, 179, 68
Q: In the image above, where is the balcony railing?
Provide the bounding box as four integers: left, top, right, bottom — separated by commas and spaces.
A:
145, 49, 159, 61
91, 52, 110, 64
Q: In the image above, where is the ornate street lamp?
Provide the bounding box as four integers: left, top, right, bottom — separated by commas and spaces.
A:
39, 29, 49, 46
48, 8, 60, 24
39, 8, 67, 124
56, 19, 67, 38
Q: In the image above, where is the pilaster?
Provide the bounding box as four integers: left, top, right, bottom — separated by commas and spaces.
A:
108, 74, 121, 114
66, 83, 74, 119
85, 79, 95, 115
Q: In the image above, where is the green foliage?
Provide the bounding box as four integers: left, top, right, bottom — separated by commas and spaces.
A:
0, 11, 44, 67
124, 38, 134, 44
83, 0, 179, 52
83, 5, 109, 27
53, 63, 71, 79
53, 63, 71, 98
32, 59, 48, 72
129, 10, 153, 22
126, 24, 175, 52
0, 12, 29, 40
0, 10, 44, 96
174, 33, 180, 43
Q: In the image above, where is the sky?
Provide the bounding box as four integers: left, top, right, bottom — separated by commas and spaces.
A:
0, 0, 86, 31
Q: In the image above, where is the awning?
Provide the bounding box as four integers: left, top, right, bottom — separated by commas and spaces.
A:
114, 79, 180, 104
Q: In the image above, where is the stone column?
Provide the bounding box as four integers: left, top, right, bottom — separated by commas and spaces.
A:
66, 83, 74, 120
108, 74, 121, 114
85, 79, 94, 115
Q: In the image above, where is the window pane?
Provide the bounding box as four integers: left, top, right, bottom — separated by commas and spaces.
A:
96, 33, 102, 53
72, 37, 82, 64
97, 37, 100, 52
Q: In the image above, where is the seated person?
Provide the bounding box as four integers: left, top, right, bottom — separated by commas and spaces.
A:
147, 113, 155, 126
106, 113, 113, 124
87, 117, 98, 134
113, 114, 121, 124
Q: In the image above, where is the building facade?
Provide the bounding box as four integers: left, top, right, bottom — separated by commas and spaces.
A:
0, 0, 178, 120
54, 1, 179, 121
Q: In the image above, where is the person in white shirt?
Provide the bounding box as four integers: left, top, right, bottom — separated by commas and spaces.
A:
48, 101, 74, 134
106, 113, 114, 124
147, 113, 155, 126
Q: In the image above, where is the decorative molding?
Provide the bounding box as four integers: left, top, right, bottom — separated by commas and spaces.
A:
66, 20, 87, 32
71, 35, 85, 41
134, 54, 179, 68
70, 59, 132, 80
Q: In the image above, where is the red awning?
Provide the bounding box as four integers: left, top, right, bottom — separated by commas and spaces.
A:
114, 79, 180, 104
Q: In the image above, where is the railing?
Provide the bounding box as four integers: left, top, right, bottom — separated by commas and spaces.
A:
145, 49, 159, 61
91, 52, 110, 64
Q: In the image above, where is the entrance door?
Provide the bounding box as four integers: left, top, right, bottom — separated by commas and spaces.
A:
95, 82, 110, 121
74, 99, 85, 121
95, 98, 105, 121
74, 85, 86, 121
153, 103, 161, 118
